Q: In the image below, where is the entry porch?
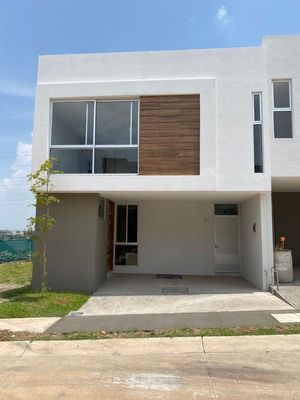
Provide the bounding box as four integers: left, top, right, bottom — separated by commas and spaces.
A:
32, 192, 274, 293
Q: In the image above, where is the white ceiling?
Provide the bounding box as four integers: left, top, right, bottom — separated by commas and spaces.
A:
98, 190, 262, 202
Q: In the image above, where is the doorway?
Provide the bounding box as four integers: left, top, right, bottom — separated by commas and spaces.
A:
214, 204, 240, 274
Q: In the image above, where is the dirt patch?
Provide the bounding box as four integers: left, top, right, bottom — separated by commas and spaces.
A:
1, 324, 300, 342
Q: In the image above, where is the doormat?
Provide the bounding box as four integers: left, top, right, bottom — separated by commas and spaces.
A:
162, 287, 189, 295
156, 274, 183, 279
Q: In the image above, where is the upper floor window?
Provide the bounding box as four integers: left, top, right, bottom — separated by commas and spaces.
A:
252, 92, 263, 173
50, 100, 138, 173
273, 80, 293, 138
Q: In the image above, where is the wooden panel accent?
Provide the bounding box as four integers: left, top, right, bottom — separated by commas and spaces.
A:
139, 95, 200, 175
106, 200, 115, 271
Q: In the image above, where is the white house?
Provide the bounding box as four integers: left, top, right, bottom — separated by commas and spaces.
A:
31, 35, 300, 293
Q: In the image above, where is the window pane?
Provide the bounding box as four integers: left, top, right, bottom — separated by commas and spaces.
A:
253, 124, 263, 173
94, 148, 138, 173
87, 102, 94, 144
274, 111, 292, 138
131, 101, 138, 144
116, 205, 126, 242
253, 94, 261, 122
115, 245, 138, 265
214, 204, 238, 215
273, 81, 290, 108
127, 205, 137, 242
52, 102, 87, 145
50, 148, 92, 173
96, 101, 131, 144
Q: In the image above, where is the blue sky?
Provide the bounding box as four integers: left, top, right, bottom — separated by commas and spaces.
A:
1, 0, 300, 229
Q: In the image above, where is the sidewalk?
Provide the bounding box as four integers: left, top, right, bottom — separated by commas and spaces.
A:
1, 335, 300, 399
0, 317, 60, 333
1, 308, 300, 334
46, 308, 300, 333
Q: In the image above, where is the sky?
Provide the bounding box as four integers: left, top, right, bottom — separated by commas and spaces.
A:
0, 0, 300, 230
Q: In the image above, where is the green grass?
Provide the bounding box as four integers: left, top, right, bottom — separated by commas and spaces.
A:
2, 324, 300, 342
36, 325, 300, 340
0, 286, 89, 318
0, 262, 89, 318
0, 261, 32, 285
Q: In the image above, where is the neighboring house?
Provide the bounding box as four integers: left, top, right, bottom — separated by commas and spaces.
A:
31, 35, 300, 293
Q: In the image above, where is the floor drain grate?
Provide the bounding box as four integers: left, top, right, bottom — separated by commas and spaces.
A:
162, 287, 189, 295
157, 274, 183, 279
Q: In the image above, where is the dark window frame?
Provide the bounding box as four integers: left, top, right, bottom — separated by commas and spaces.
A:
272, 80, 293, 139
49, 99, 139, 174
115, 204, 138, 267
252, 92, 264, 173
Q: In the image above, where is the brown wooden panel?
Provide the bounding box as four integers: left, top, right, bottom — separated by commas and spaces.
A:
139, 94, 200, 175
140, 102, 200, 111
140, 95, 198, 103
141, 115, 200, 124
106, 200, 115, 271
140, 121, 199, 131
140, 136, 199, 145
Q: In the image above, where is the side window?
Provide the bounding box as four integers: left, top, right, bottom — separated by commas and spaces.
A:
273, 80, 293, 138
252, 93, 263, 173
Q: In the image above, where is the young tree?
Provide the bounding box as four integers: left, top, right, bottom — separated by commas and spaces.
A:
27, 158, 60, 291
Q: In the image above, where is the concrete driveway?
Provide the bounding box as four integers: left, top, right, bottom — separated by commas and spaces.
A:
78, 274, 293, 316
1, 335, 300, 399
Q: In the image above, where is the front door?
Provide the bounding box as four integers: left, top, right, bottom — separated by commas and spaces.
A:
215, 215, 240, 274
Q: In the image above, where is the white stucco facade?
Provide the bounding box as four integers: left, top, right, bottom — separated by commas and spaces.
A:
31, 35, 300, 292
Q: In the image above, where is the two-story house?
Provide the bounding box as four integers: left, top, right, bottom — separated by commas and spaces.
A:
31, 35, 300, 294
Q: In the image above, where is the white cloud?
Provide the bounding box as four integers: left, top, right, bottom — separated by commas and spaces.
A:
215, 5, 232, 26
0, 139, 34, 230
1, 142, 32, 188
0, 79, 34, 98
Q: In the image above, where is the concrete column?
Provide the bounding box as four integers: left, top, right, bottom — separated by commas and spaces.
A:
32, 193, 108, 293
240, 193, 273, 290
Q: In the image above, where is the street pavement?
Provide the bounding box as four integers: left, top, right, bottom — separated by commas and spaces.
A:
0, 335, 300, 399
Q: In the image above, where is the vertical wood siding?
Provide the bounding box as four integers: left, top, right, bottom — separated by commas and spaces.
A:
106, 200, 115, 271
139, 94, 200, 175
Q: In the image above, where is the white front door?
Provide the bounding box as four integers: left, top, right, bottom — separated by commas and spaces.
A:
215, 216, 240, 274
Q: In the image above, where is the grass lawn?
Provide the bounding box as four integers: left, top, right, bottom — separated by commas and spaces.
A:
0, 261, 32, 285
0, 261, 89, 318
0, 286, 89, 318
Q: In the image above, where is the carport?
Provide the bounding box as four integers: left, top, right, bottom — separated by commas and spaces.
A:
77, 273, 289, 316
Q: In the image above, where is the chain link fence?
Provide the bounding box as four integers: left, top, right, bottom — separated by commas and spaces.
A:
0, 239, 33, 263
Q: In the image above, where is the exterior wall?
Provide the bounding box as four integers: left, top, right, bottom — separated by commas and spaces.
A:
240, 193, 273, 290
264, 36, 300, 177
32, 42, 273, 194
139, 95, 200, 175
113, 200, 215, 275
32, 194, 107, 293
273, 192, 300, 266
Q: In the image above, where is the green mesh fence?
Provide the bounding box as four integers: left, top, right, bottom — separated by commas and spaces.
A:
0, 239, 33, 263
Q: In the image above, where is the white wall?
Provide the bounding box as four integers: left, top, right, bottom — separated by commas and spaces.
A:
264, 36, 300, 177
240, 193, 273, 290
32, 40, 278, 194
113, 201, 215, 275
240, 195, 263, 289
